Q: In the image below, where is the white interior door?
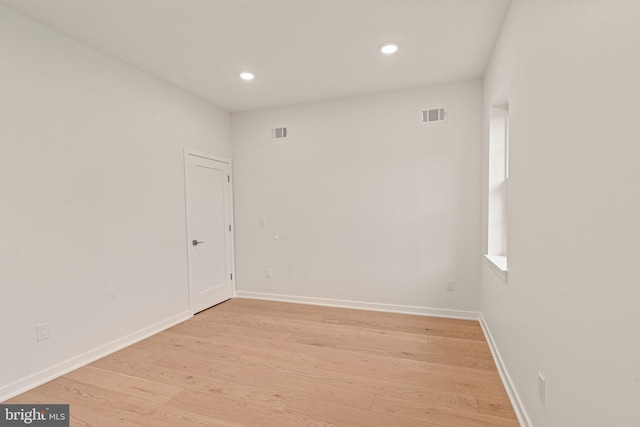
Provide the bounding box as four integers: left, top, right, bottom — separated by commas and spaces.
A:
185, 151, 234, 314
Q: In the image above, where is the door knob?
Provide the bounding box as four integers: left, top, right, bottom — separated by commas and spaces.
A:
192, 240, 205, 246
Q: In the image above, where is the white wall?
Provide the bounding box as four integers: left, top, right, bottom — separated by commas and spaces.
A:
481, 1, 640, 426
232, 80, 483, 312
0, 5, 230, 399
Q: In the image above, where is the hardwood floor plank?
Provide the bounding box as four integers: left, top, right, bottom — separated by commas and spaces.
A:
203, 338, 324, 366
230, 364, 377, 410
131, 331, 241, 363
285, 330, 492, 365
179, 309, 359, 341
428, 335, 493, 352
399, 358, 503, 384
4, 390, 67, 405
213, 300, 326, 322
166, 389, 329, 427
285, 395, 437, 427
4, 298, 517, 427
326, 316, 486, 341
364, 310, 481, 328
31, 377, 154, 425
456, 392, 481, 413
476, 395, 518, 419
317, 353, 401, 375
90, 350, 296, 416
372, 394, 520, 427
161, 325, 388, 366
138, 405, 239, 427
410, 351, 497, 371
316, 357, 481, 411
238, 354, 475, 412
129, 350, 241, 384
395, 368, 508, 397
122, 345, 375, 410
62, 365, 183, 404
168, 314, 294, 341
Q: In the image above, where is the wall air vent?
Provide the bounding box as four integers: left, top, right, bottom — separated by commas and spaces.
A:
422, 107, 447, 124
271, 127, 288, 140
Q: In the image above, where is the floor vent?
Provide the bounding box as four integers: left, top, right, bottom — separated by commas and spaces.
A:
422, 107, 447, 124
271, 127, 288, 140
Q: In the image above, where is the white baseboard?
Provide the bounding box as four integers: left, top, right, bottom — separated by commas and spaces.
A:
235, 291, 481, 320
479, 314, 533, 427
0, 311, 192, 403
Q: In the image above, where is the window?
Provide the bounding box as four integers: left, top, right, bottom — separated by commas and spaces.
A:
486, 103, 509, 280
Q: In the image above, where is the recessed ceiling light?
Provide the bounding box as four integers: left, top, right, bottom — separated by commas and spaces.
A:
240, 72, 255, 80
380, 43, 399, 55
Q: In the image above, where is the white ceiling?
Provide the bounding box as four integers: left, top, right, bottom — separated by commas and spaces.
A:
0, 0, 511, 112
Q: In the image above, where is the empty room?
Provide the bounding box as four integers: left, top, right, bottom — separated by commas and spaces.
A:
1, 1, 638, 426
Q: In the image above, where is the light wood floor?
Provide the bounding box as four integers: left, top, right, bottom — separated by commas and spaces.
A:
6, 298, 518, 426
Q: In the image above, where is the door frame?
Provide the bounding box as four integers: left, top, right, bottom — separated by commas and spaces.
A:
183, 147, 236, 314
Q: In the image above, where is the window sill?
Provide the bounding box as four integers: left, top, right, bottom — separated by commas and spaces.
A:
485, 254, 508, 282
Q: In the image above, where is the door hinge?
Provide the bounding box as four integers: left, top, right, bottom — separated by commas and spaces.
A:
230, 273, 233, 280
227, 175, 230, 182
229, 225, 232, 232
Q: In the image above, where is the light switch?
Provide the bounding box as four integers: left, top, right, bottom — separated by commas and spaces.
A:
259, 217, 266, 227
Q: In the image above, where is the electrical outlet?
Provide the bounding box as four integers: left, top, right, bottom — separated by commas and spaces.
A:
265, 268, 273, 278
446, 280, 455, 291
36, 323, 50, 342
538, 372, 546, 405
